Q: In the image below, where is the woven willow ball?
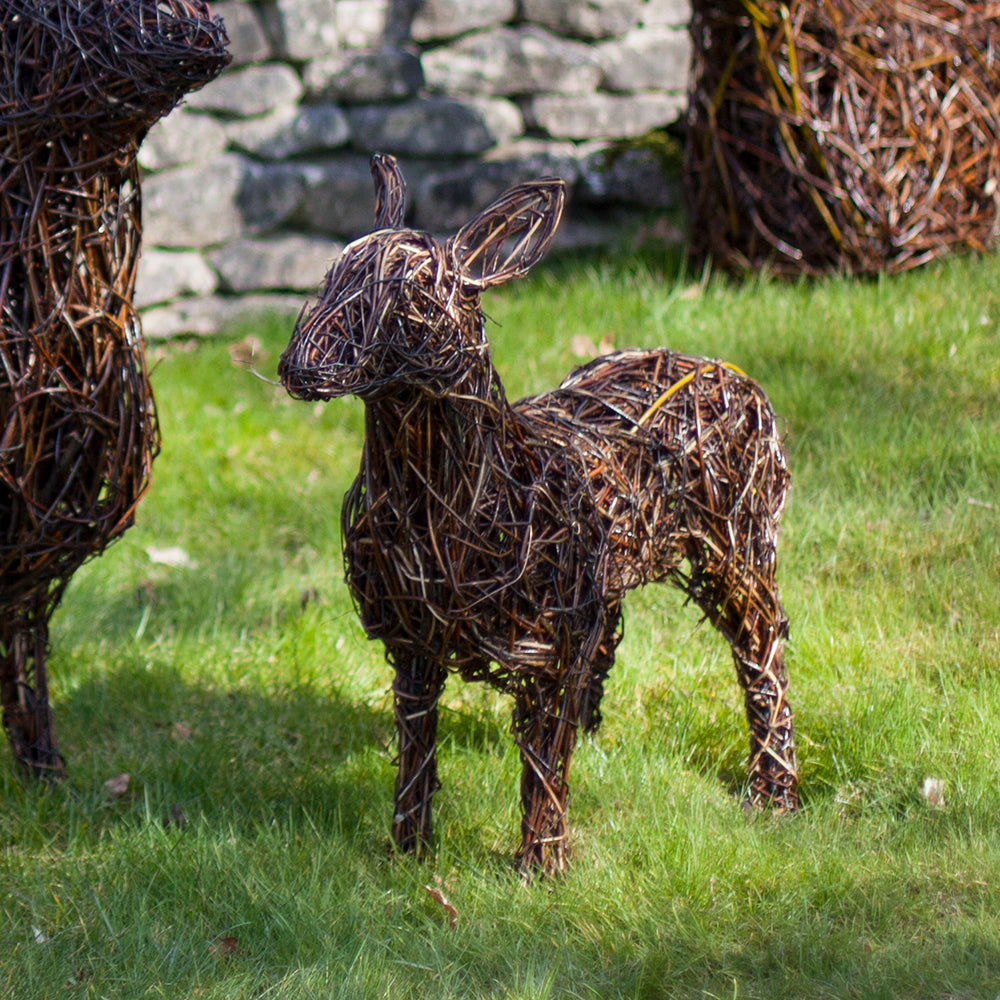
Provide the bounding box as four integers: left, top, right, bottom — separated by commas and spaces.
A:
686, 0, 1000, 275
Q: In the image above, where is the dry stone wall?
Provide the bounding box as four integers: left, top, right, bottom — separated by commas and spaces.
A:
137, 0, 691, 338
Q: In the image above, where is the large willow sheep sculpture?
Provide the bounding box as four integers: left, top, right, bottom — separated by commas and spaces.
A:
0, 0, 229, 775
280, 154, 799, 876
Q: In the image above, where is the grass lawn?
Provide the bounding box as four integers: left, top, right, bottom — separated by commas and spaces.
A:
2, 244, 999, 999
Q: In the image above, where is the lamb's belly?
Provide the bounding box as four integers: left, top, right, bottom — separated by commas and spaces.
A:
346, 534, 569, 676
474, 618, 562, 678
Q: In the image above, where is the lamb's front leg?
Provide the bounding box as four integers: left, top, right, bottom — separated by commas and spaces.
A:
512, 676, 580, 877
390, 651, 447, 857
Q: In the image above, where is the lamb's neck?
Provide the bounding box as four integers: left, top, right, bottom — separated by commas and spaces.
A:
363, 373, 517, 499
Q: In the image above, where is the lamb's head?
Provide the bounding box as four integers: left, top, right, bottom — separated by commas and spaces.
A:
0, 0, 230, 134
279, 153, 566, 403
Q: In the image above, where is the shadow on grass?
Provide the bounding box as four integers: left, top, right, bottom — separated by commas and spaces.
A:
0, 655, 389, 850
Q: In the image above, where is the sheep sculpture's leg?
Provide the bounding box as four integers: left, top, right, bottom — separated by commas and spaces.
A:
390, 651, 448, 856
513, 608, 621, 876
0, 598, 65, 777
724, 588, 798, 811
695, 527, 799, 811
581, 601, 623, 734
512, 675, 579, 876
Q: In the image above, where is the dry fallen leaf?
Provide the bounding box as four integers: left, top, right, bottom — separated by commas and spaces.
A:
570, 333, 615, 360
921, 777, 946, 809
228, 335, 266, 368
208, 935, 240, 959
173, 721, 192, 740
424, 884, 458, 928
103, 773, 131, 799
146, 545, 197, 569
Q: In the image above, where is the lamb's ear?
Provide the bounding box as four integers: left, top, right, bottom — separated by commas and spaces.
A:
449, 178, 566, 288
371, 152, 406, 230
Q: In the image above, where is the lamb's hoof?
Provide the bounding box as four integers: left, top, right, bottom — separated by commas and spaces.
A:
17, 747, 66, 781
515, 842, 570, 882
391, 820, 433, 861
745, 780, 799, 816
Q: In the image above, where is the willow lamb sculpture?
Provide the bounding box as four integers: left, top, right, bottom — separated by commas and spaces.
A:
686, 0, 1000, 275
0, 0, 229, 775
280, 154, 799, 876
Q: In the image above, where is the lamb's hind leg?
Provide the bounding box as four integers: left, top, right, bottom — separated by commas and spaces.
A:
726, 587, 798, 811
390, 651, 447, 857
703, 549, 798, 810
0, 598, 65, 777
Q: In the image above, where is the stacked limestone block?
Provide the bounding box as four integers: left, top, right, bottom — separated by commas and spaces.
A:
137, 0, 692, 338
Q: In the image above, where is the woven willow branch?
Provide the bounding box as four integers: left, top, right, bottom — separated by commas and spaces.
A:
281, 154, 799, 876
0, 0, 229, 774
686, 0, 1000, 274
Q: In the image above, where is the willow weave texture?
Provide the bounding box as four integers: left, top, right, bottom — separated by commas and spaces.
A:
0, 0, 229, 774
281, 154, 799, 876
686, 0, 1000, 275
